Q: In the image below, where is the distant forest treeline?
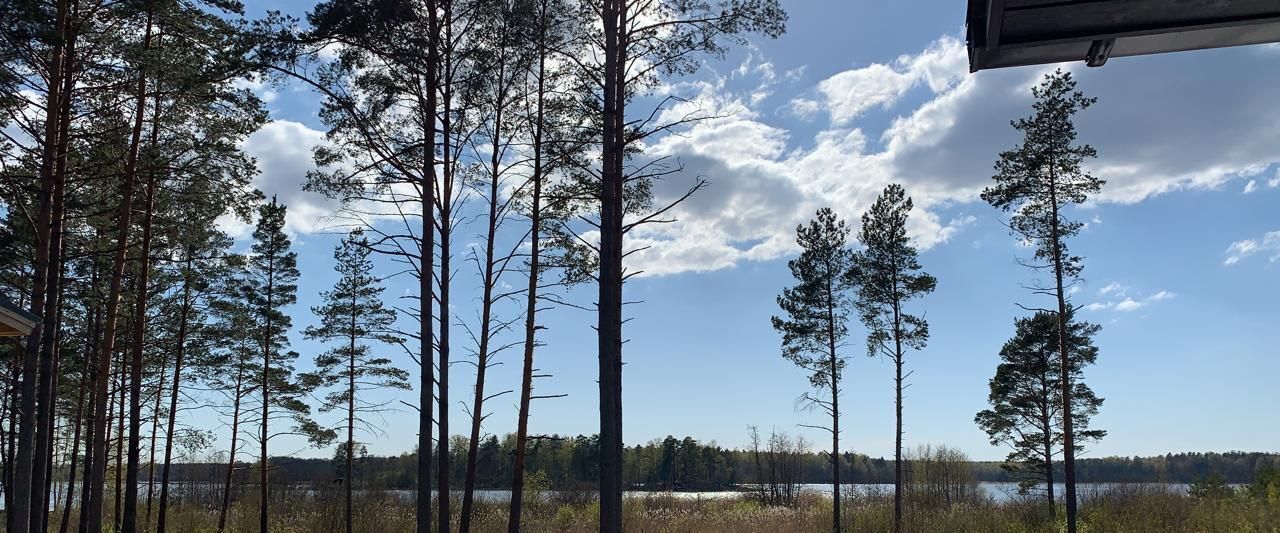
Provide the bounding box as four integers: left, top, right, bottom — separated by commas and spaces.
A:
146, 435, 1280, 491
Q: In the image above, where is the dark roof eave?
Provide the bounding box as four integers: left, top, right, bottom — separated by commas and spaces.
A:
966, 0, 1280, 71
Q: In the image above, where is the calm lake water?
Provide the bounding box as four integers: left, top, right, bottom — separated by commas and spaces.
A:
8, 482, 1197, 510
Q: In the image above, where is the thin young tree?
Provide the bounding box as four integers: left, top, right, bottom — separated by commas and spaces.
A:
975, 310, 1105, 516
302, 229, 409, 533
851, 184, 936, 533
587, 4, 786, 529
457, 1, 534, 529
204, 275, 257, 533
506, 0, 588, 528
980, 69, 1103, 533
772, 207, 856, 533
157, 223, 241, 533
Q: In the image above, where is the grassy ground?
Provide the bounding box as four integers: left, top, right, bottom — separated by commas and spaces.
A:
39, 485, 1280, 532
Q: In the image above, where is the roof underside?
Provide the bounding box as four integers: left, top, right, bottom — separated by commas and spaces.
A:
0, 295, 36, 337
967, 0, 1280, 72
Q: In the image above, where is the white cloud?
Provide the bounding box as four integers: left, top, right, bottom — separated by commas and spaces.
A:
1244, 179, 1258, 194
1268, 172, 1280, 188
732, 52, 778, 106
1084, 287, 1174, 313
619, 33, 1280, 276
783, 98, 822, 120
817, 63, 915, 125
813, 36, 966, 126
884, 42, 1280, 205
233, 120, 344, 236
1224, 230, 1280, 265
1098, 282, 1127, 296
1113, 298, 1145, 312
231, 74, 278, 103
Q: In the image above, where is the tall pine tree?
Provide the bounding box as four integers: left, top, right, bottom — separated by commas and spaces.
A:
243, 196, 325, 532
981, 69, 1104, 533
772, 207, 855, 533
852, 184, 936, 533
587, 4, 787, 529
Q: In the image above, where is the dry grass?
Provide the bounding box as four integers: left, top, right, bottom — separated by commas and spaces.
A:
38, 484, 1280, 532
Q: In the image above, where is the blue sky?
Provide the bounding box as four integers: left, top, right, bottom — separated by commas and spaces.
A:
222, 0, 1280, 462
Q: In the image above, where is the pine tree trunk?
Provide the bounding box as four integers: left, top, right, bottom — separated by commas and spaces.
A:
346, 308, 356, 533
1048, 167, 1077, 533
217, 361, 246, 533
115, 345, 126, 530
416, 7, 438, 526
31, 19, 77, 532
260, 254, 276, 533
85, 11, 153, 532
41, 30, 78, 532
826, 279, 842, 533
59, 365, 86, 533
1044, 401, 1055, 518
460, 58, 507, 533
437, 24, 455, 529
145, 352, 166, 524
892, 297, 905, 533
39, 328, 63, 533
15, 1, 70, 528
508, 11, 547, 527
437, 173, 452, 533
598, 2, 627, 532
157, 255, 194, 533
894, 357, 903, 533
123, 131, 162, 533
77, 301, 100, 533
830, 368, 841, 533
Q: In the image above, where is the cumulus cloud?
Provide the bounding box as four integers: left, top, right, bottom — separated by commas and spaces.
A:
1224, 231, 1280, 265
883, 43, 1280, 205
618, 34, 1280, 276
1244, 180, 1258, 194
638, 72, 976, 274
811, 36, 966, 126
229, 120, 344, 236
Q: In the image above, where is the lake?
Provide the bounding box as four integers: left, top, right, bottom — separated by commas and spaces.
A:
6, 481, 1200, 510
